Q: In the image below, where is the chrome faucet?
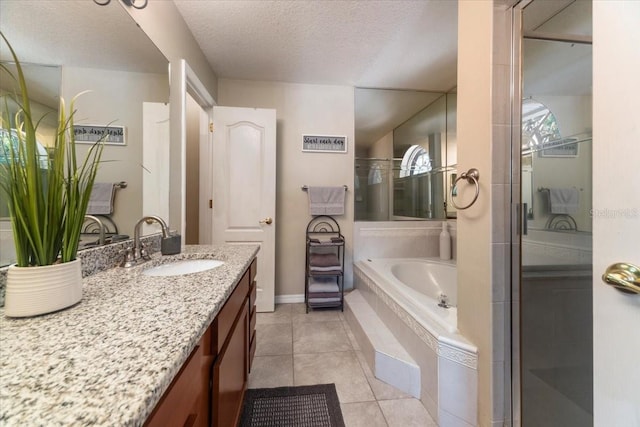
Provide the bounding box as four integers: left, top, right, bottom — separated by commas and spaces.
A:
438, 293, 450, 308
122, 215, 170, 267
84, 215, 106, 246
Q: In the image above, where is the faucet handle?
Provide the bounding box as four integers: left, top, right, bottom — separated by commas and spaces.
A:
139, 242, 151, 261
120, 247, 136, 268
438, 293, 449, 308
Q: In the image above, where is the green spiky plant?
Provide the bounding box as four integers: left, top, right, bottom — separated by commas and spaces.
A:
0, 32, 104, 267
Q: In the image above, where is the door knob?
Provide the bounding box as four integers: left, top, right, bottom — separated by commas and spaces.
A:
259, 217, 273, 225
602, 262, 640, 294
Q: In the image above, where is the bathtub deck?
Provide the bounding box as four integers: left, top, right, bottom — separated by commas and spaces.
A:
345, 290, 421, 398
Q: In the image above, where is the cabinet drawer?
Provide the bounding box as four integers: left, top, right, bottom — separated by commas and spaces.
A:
216, 269, 250, 353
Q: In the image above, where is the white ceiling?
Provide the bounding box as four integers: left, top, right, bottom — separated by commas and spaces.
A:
173, 0, 458, 91
0, 0, 168, 74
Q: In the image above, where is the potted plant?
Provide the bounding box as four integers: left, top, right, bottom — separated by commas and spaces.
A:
0, 33, 104, 317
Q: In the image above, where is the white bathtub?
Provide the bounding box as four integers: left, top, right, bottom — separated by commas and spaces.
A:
359, 258, 458, 334
351, 257, 478, 426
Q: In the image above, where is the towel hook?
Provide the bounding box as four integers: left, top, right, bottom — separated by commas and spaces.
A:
450, 168, 480, 210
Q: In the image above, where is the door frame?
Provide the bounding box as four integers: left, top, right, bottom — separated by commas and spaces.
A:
181, 60, 216, 241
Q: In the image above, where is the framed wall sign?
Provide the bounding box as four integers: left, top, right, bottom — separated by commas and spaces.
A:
539, 137, 578, 157
74, 125, 126, 146
302, 134, 347, 153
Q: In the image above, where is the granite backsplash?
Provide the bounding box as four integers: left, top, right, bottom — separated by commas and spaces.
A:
0, 234, 162, 307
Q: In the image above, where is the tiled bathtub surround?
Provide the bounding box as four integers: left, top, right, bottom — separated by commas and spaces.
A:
353, 221, 457, 262
0, 244, 259, 426
350, 263, 478, 426
0, 234, 162, 307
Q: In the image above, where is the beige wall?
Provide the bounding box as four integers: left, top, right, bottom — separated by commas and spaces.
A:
120, 1, 218, 235
218, 79, 355, 297
370, 131, 393, 159
457, 2, 513, 426
120, 1, 217, 100
63, 66, 169, 238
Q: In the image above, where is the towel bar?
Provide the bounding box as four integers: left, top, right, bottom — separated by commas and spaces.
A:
302, 185, 348, 191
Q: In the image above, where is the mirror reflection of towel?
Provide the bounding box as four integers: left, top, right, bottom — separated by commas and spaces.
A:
307, 186, 345, 215
368, 165, 382, 185
87, 183, 115, 215
549, 188, 579, 214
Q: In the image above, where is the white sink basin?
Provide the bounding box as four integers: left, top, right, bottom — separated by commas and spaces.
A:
143, 259, 225, 277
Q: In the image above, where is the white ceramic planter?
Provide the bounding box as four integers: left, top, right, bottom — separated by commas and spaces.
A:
4, 259, 83, 317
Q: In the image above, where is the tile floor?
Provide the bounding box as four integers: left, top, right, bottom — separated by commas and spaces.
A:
248, 303, 437, 427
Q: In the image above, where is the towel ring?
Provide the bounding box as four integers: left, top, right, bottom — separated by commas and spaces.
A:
450, 168, 480, 210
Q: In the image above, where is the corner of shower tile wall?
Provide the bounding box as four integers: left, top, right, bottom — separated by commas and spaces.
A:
491, 3, 515, 426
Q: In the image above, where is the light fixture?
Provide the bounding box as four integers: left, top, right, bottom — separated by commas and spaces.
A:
93, 0, 148, 10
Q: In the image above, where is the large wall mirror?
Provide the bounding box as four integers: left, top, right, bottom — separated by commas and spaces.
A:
0, 0, 170, 267
354, 88, 457, 221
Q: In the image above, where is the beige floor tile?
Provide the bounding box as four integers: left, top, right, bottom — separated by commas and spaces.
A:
292, 303, 345, 323
293, 320, 352, 354
342, 318, 361, 350
378, 399, 437, 427
255, 323, 292, 356
294, 351, 375, 404
248, 355, 294, 389
354, 351, 412, 401
256, 303, 292, 325
341, 402, 388, 427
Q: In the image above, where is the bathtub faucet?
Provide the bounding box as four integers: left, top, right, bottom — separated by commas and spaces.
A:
438, 293, 450, 308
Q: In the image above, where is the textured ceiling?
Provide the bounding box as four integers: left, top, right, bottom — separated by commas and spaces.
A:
0, 0, 168, 74
173, 0, 458, 91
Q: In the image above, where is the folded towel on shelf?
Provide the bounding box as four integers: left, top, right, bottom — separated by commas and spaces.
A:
308, 237, 344, 246
549, 188, 579, 214
87, 182, 116, 215
309, 277, 340, 293
308, 292, 342, 299
309, 253, 340, 267
308, 296, 342, 304
308, 282, 340, 293
307, 186, 345, 215
310, 265, 343, 273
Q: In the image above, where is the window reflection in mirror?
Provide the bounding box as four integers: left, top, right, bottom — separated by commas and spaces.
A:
1, 62, 61, 266
354, 88, 456, 221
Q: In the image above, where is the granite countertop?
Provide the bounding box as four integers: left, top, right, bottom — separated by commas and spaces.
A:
0, 244, 259, 426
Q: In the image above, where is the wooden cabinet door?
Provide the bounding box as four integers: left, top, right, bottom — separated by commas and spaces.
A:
212, 298, 248, 427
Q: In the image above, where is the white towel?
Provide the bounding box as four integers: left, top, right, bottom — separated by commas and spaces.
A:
307, 186, 345, 215
87, 183, 115, 215
549, 188, 579, 214
368, 165, 382, 185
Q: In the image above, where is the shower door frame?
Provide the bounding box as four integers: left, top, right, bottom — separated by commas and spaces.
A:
509, 3, 524, 426
509, 1, 595, 425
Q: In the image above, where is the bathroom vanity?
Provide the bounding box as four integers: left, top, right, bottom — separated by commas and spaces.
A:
0, 244, 259, 426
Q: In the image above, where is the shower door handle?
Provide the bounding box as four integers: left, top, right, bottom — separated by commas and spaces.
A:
602, 262, 640, 294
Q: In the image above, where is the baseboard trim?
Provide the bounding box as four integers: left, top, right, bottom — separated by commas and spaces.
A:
275, 294, 305, 304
